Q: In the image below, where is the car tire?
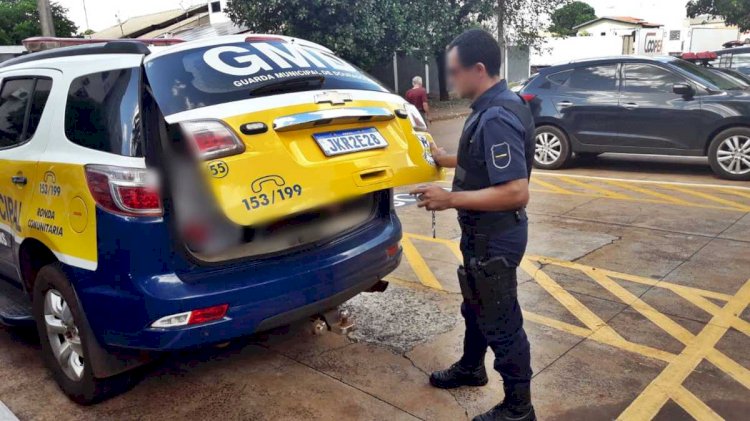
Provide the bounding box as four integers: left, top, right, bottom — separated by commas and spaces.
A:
32, 263, 133, 404
533, 125, 571, 170
708, 127, 750, 181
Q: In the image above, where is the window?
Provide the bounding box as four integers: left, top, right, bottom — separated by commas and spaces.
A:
622, 63, 684, 94
0, 77, 52, 149
670, 59, 746, 91
145, 40, 387, 116
211, 1, 221, 13
731, 53, 750, 73
65, 68, 143, 157
568, 65, 618, 91
546, 70, 572, 87
27, 79, 52, 137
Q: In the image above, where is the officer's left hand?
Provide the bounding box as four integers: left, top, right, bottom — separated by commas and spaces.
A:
410, 185, 453, 211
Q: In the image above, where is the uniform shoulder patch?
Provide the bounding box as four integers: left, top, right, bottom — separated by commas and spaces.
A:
491, 143, 511, 169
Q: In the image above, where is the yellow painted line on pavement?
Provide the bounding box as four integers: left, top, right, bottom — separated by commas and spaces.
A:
400, 236, 443, 290
530, 178, 578, 195
520, 260, 623, 337
529, 254, 734, 302
584, 268, 694, 343
717, 187, 750, 200
557, 176, 634, 200
670, 386, 724, 421
660, 184, 750, 212
533, 171, 750, 192
617, 278, 750, 421
675, 291, 750, 336
599, 179, 692, 206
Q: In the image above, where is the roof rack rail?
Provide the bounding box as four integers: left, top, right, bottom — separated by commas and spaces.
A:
0, 37, 184, 69
22, 37, 184, 53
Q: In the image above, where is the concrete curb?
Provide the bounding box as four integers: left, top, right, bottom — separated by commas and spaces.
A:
0, 401, 19, 421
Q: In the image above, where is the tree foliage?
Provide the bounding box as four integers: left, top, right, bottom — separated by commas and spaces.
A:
549, 1, 596, 37
0, 0, 77, 44
687, 0, 750, 32
225, 0, 407, 71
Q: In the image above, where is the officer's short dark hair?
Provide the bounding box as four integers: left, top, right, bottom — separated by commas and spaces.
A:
448, 29, 502, 77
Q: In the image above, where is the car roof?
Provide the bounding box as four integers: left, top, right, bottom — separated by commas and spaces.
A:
0, 40, 150, 70
0, 34, 332, 71
540, 55, 678, 73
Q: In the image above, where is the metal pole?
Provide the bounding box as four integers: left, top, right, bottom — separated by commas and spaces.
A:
393, 51, 399, 93
36, 0, 56, 37
81, 0, 90, 32
424, 61, 430, 94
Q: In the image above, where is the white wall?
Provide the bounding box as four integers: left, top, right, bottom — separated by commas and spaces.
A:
531, 36, 624, 67
207, 0, 231, 24
577, 20, 637, 37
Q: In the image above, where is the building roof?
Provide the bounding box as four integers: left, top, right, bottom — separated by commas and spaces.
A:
171, 20, 249, 41
573, 16, 663, 31
92, 4, 207, 39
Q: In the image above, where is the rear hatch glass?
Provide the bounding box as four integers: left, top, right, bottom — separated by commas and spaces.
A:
145, 39, 388, 116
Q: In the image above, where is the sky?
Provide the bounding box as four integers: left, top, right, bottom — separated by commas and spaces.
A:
57, 0, 692, 33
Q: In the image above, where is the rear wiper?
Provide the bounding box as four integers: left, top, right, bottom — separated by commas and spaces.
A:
248, 75, 325, 96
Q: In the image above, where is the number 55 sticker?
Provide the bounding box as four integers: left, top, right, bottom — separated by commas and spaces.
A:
207, 160, 229, 178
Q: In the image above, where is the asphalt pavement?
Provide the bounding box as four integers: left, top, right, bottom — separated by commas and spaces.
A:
1, 117, 749, 420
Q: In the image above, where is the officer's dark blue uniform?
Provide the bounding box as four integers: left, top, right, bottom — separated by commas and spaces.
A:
441, 80, 536, 419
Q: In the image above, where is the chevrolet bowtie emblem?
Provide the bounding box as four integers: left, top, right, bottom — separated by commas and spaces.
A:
314, 91, 352, 105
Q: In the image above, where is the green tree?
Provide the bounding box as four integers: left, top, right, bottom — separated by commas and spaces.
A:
405, 0, 568, 99
687, 0, 750, 32
0, 0, 77, 44
549, 1, 596, 37
225, 0, 407, 71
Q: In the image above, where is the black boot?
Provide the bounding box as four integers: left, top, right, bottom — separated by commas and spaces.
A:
429, 361, 488, 389
472, 382, 535, 421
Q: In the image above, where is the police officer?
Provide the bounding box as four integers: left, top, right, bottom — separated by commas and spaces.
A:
410, 29, 536, 421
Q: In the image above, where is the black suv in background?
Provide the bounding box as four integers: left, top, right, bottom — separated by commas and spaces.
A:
520, 56, 750, 180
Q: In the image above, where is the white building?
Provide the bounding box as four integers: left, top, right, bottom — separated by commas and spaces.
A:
573, 16, 662, 37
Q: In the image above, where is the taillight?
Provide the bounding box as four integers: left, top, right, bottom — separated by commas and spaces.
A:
405, 103, 428, 132
180, 120, 245, 160
85, 165, 163, 217
151, 304, 229, 328
520, 93, 536, 102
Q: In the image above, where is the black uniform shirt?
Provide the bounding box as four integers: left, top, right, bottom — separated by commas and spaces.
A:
455, 80, 530, 266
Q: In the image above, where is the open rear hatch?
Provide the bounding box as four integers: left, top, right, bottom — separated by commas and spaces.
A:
146, 36, 441, 229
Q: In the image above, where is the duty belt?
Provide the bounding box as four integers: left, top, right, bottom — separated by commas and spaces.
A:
458, 209, 527, 235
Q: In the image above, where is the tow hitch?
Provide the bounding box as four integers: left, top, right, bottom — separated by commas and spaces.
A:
311, 308, 355, 335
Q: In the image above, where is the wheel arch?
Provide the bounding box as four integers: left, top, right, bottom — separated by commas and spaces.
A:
704, 121, 750, 155
18, 238, 58, 297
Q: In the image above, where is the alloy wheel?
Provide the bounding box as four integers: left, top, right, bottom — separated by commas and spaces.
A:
716, 135, 750, 175
535, 132, 562, 165
44, 289, 85, 381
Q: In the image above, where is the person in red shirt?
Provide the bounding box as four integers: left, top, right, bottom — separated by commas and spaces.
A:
405, 76, 431, 124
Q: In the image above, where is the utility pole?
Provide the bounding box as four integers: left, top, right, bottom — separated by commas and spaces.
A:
81, 0, 90, 33
496, 1, 507, 80
36, 0, 56, 37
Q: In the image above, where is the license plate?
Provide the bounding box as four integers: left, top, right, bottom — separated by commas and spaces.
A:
313, 127, 388, 157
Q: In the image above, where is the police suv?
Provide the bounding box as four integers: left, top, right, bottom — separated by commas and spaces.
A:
0, 35, 440, 403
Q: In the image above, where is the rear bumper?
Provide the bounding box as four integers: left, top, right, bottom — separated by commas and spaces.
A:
72, 212, 402, 351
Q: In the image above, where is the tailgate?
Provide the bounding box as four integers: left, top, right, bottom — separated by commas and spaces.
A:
188, 97, 440, 226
